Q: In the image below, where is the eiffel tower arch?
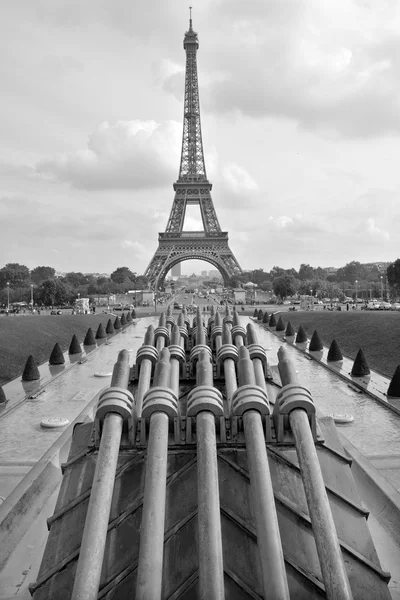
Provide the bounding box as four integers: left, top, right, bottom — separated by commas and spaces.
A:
145, 13, 242, 289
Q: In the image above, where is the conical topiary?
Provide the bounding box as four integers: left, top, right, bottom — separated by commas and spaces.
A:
387, 366, 400, 397
106, 319, 115, 334
295, 325, 307, 344
131, 309, 136, 319
126, 311, 132, 322
327, 339, 343, 362
49, 342, 65, 365
83, 327, 96, 346
69, 334, 82, 355
269, 313, 276, 327
253, 308, 258, 317
257, 309, 263, 320
114, 316, 122, 330
120, 312, 127, 326
96, 323, 106, 339
351, 348, 370, 377
0, 386, 7, 404
276, 316, 285, 331
22, 355, 40, 381
309, 330, 323, 351
262, 312, 269, 323
285, 321, 295, 336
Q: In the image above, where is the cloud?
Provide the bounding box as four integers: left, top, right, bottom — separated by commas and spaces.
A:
158, 0, 400, 138
222, 163, 259, 195
365, 217, 390, 240
120, 240, 149, 260
267, 214, 327, 234
36, 120, 182, 190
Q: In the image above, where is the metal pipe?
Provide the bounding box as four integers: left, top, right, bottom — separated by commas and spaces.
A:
136, 326, 156, 416
71, 350, 130, 600
170, 360, 180, 397
197, 412, 225, 600
243, 411, 290, 600
278, 348, 353, 600
136, 350, 172, 600
194, 351, 225, 599
222, 325, 237, 405
253, 359, 266, 390
169, 325, 182, 397
235, 336, 244, 347
136, 360, 152, 416
196, 307, 206, 345
156, 314, 168, 351
156, 336, 165, 352
135, 411, 169, 600
224, 360, 237, 406
246, 323, 266, 390
237, 347, 289, 600
233, 310, 244, 348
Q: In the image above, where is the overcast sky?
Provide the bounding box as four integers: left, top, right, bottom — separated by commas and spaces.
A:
1, 0, 399, 276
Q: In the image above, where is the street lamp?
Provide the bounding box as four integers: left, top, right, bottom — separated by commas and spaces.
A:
355, 280, 358, 309
6, 282, 10, 311
380, 276, 383, 301
30, 284, 34, 309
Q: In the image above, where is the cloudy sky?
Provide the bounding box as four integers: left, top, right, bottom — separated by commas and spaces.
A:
1, 0, 400, 276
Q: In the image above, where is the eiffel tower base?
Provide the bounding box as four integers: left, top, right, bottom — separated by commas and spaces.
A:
145, 232, 242, 289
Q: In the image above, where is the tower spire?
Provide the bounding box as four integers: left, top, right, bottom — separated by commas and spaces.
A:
179, 9, 207, 181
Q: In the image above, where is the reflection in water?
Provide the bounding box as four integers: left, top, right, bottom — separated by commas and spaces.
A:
21, 379, 41, 396
49, 364, 65, 378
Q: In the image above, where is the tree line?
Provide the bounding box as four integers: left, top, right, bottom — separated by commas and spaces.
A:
229, 260, 400, 301
0, 264, 148, 307
1, 259, 399, 306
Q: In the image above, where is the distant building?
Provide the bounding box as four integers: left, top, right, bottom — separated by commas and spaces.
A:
208, 269, 221, 279
201, 270, 208, 277
233, 289, 246, 304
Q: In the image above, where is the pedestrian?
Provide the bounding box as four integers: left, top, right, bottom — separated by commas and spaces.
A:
346, 303, 349, 311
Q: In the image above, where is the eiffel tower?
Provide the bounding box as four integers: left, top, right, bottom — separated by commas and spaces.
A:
145, 11, 242, 289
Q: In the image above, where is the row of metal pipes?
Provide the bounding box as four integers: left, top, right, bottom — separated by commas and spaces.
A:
70, 305, 353, 600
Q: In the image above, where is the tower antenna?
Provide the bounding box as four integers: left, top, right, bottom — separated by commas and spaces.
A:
189, 6, 192, 30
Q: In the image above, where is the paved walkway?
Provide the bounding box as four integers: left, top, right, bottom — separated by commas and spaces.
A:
0, 317, 157, 501
253, 317, 400, 492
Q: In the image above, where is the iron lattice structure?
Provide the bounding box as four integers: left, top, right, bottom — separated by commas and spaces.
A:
145, 16, 242, 289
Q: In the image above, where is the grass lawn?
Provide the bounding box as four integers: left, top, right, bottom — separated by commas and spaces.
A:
0, 313, 127, 386
1, 308, 399, 386
260, 309, 400, 378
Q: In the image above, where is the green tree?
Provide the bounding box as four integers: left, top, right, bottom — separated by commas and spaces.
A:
272, 274, 296, 300
110, 267, 136, 284
269, 266, 287, 279
387, 260, 400, 298
39, 279, 69, 306
62, 272, 90, 288
30, 266, 55, 285
134, 275, 149, 289
298, 264, 314, 280
0, 263, 30, 286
